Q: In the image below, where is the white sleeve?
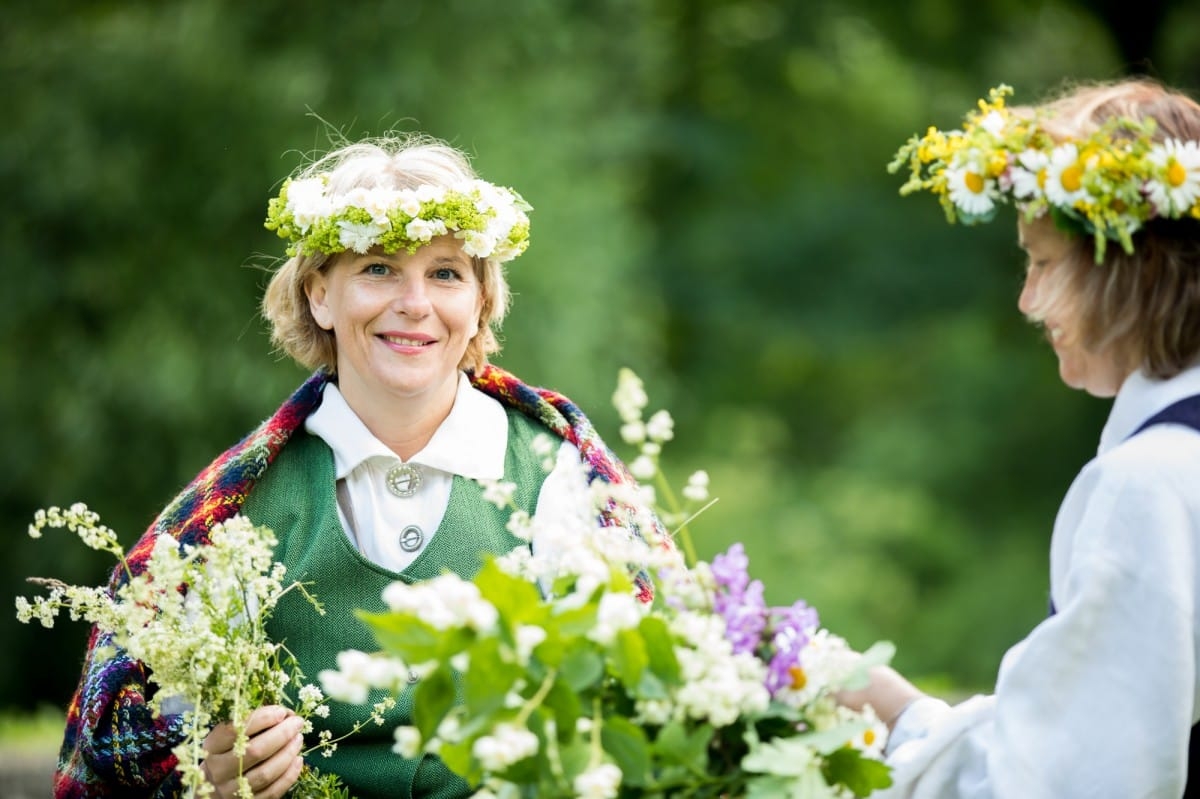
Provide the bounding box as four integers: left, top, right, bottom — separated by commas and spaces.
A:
878, 456, 1196, 799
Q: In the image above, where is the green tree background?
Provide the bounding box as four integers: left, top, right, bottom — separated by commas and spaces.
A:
5, 0, 1200, 718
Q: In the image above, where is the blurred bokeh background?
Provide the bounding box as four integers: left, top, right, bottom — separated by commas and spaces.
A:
5, 0, 1200, 741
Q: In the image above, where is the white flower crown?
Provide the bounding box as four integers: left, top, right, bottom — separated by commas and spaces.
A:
890, 85, 1200, 261
265, 176, 532, 262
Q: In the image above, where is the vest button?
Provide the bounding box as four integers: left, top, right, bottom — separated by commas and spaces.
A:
399, 525, 424, 552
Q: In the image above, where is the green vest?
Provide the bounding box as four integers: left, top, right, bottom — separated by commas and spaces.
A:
246, 408, 548, 799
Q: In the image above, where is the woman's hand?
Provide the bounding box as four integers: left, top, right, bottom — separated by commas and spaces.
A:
201, 705, 305, 799
836, 665, 925, 731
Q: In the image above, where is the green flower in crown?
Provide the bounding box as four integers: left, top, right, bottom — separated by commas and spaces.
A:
265, 176, 532, 262
890, 85, 1200, 261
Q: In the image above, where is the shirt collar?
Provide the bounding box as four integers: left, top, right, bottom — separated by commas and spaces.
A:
1099, 361, 1200, 454
304, 372, 507, 480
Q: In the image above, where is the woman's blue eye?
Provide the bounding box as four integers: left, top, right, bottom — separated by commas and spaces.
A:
433, 267, 459, 280
366, 263, 390, 276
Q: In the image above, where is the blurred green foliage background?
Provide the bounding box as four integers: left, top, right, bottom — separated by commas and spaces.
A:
5, 0, 1200, 721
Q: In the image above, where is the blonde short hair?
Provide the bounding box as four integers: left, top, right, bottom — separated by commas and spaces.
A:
261, 135, 512, 374
1018, 79, 1200, 379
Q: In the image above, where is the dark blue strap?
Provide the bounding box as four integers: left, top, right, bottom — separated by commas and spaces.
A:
1132, 394, 1200, 437
1050, 394, 1200, 795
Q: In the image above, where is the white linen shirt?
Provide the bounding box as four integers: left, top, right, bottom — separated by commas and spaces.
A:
881, 363, 1200, 799
304, 373, 585, 573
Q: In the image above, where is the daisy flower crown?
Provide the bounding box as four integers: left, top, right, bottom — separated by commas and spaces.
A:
889, 85, 1200, 262
264, 175, 532, 262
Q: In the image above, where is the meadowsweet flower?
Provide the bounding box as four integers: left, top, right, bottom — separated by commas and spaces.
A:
588, 592, 645, 645
514, 625, 546, 662
645, 410, 674, 443
573, 763, 622, 799
682, 470, 709, 502
612, 368, 648, 423
18, 509, 373, 798
629, 455, 656, 481
472, 724, 539, 771
480, 480, 518, 508
393, 726, 423, 758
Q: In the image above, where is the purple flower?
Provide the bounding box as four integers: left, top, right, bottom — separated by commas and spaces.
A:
764, 600, 819, 695
710, 544, 768, 655
716, 579, 767, 655
710, 543, 751, 595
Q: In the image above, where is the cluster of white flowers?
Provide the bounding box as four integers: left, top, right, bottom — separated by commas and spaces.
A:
381, 572, 499, 632
16, 508, 394, 798
773, 629, 867, 709
586, 592, 646, 646
659, 611, 771, 727
572, 763, 623, 799
268, 175, 532, 262
318, 649, 414, 706
28, 503, 121, 554
471, 723, 541, 772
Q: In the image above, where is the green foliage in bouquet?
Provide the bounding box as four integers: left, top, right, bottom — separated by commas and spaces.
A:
318, 370, 896, 799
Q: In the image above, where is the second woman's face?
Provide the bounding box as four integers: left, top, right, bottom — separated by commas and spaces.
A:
306, 235, 483, 410
1017, 223, 1126, 398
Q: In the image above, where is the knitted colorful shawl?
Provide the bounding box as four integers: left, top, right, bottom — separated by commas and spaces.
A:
53, 365, 660, 799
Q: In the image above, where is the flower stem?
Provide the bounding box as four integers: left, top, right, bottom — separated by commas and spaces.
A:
654, 470, 697, 568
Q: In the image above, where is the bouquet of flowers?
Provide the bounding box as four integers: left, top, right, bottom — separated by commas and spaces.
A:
16, 505, 389, 799
317, 369, 895, 798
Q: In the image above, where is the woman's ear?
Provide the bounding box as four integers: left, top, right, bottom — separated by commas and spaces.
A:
305, 271, 335, 331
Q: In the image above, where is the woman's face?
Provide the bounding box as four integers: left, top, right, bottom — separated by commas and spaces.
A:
305, 235, 483, 412
1017, 222, 1127, 398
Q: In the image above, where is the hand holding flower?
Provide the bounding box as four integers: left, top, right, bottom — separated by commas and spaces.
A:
836, 665, 925, 731
201, 706, 306, 799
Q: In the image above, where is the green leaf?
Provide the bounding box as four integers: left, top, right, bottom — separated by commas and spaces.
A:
638, 615, 681, 686
557, 736, 593, 783
838, 640, 896, 691
463, 638, 520, 716
473, 559, 545, 626
745, 772, 838, 799
357, 610, 439, 661
600, 716, 650, 787
358, 610, 475, 664
412, 665, 457, 740
560, 647, 605, 692
652, 720, 712, 772
610, 628, 649, 688
821, 747, 893, 798
543, 676, 582, 741
437, 737, 479, 785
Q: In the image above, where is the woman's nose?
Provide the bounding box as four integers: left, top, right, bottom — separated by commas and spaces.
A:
1018, 270, 1037, 315
393, 280, 431, 317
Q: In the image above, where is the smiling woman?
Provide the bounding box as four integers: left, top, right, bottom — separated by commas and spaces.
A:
52, 134, 663, 799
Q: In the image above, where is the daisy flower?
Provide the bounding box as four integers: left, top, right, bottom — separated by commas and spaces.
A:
1009, 149, 1049, 200
1146, 138, 1200, 215
945, 158, 999, 217
1042, 143, 1090, 207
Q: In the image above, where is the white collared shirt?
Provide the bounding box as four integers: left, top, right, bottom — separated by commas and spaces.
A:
305, 372, 584, 573
882, 363, 1200, 799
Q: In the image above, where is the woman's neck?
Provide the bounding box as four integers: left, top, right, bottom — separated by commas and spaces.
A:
336, 374, 460, 461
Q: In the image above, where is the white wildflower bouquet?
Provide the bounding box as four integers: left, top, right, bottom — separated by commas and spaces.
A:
16, 506, 390, 799
318, 370, 895, 798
